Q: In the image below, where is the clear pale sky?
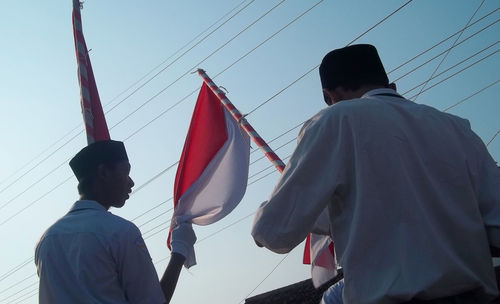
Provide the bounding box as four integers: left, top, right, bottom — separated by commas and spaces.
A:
0, 1, 499, 303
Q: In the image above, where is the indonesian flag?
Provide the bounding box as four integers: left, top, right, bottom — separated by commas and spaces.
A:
304, 233, 337, 288
168, 82, 250, 267
72, 0, 110, 143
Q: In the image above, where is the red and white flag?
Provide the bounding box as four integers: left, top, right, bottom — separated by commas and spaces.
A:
72, 0, 110, 143
304, 233, 337, 288
168, 82, 250, 267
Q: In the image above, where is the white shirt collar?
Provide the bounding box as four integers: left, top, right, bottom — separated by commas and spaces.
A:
69, 200, 107, 213
361, 88, 402, 99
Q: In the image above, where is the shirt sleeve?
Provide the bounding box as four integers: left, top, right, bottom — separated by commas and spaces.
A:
251, 109, 351, 253
117, 225, 166, 304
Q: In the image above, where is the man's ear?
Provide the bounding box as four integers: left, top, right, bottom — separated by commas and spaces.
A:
323, 89, 334, 106
323, 88, 342, 105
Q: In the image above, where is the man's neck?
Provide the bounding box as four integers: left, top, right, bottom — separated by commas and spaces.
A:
80, 194, 110, 210
349, 85, 388, 99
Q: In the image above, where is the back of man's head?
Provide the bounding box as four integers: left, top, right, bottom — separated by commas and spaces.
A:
319, 44, 389, 92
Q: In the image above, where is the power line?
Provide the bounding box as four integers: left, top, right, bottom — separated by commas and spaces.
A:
0, 125, 80, 189
103, 0, 251, 111
387, 7, 499, 75
4, 71, 498, 297
0, 0, 255, 199
2, 1, 498, 296
131, 198, 173, 222
108, 0, 289, 131
140, 155, 292, 242
1, 0, 417, 227
238, 253, 289, 304
0, 258, 32, 284
250, 137, 296, 166
0, 0, 299, 227
1, 0, 417, 276
392, 17, 500, 83
0, 155, 73, 213
125, 0, 324, 143
246, 0, 415, 116
406, 48, 499, 100
487, 129, 500, 147
413, 0, 486, 101
248, 155, 291, 186
0, 274, 36, 296
104, 0, 257, 115
443, 79, 500, 112
0, 132, 81, 200
211, 0, 324, 81
402, 42, 499, 96
0, 281, 38, 303
347, 0, 414, 46
0, 175, 73, 227
131, 121, 306, 226
3, 286, 38, 304
131, 162, 179, 195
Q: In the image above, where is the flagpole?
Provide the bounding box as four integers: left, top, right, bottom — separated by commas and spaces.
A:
72, 0, 110, 144
196, 69, 286, 173
197, 69, 337, 286
72, 0, 95, 144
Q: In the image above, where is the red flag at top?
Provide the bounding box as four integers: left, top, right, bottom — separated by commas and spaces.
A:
72, 0, 110, 144
167, 82, 250, 267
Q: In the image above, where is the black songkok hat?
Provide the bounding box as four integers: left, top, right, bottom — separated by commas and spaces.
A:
319, 44, 389, 90
69, 140, 128, 182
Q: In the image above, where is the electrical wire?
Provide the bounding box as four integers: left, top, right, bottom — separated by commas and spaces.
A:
487, 129, 500, 147
0, 281, 38, 303
0, 0, 419, 287
0, 175, 73, 227
0, 274, 36, 296
3, 287, 38, 304
443, 79, 500, 112
413, 0, 486, 101
387, 7, 499, 75
108, 0, 289, 131
4, 60, 497, 297
392, 18, 500, 83
238, 254, 290, 304
0, 258, 32, 284
402, 43, 499, 96
2, 2, 498, 300
104, 0, 257, 114
249, 137, 296, 166
0, 0, 256, 197
125, 0, 324, 143
405, 48, 499, 99
0, 0, 432, 229
0, 0, 300, 227
103, 0, 251, 111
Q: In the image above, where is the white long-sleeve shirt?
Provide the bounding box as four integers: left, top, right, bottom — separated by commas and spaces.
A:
252, 88, 500, 303
35, 200, 165, 304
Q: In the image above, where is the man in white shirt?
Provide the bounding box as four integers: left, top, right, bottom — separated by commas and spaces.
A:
252, 44, 500, 303
35, 140, 194, 303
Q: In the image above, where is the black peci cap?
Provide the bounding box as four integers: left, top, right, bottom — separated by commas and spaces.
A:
319, 44, 389, 90
69, 140, 128, 182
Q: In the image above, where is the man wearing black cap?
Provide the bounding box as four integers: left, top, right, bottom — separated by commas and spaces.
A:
252, 44, 500, 303
35, 140, 194, 303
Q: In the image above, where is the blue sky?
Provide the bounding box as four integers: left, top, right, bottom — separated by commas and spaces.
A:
0, 1, 499, 303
